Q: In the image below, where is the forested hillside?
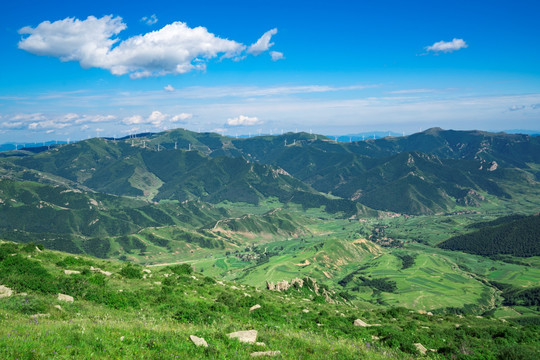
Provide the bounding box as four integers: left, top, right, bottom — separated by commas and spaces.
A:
438, 214, 540, 257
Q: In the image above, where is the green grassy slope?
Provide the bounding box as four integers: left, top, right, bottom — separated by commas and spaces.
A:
1, 241, 538, 359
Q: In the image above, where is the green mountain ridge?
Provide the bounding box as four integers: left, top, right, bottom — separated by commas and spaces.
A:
4, 127, 540, 215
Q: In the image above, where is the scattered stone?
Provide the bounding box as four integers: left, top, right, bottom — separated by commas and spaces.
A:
90, 266, 112, 276
421, 326, 429, 329
154, 281, 162, 285
250, 304, 261, 312
317, 323, 323, 327
191, 276, 197, 280
417, 310, 427, 314
372, 335, 380, 341
302, 309, 309, 313
302, 298, 311, 302
455, 324, 460, 328
57, 293, 74, 302
35, 246, 42, 252
64, 270, 81, 275
227, 330, 258, 344
500, 319, 507, 323
31, 313, 50, 318
340, 313, 346, 317
120, 336, 125, 341
353, 319, 369, 327
244, 293, 252, 297
230, 286, 239, 290
0, 285, 13, 298
256, 342, 266, 347
475, 315, 483, 319
189, 335, 208, 348
414, 343, 427, 355
142, 269, 151, 274
250, 351, 281, 357
54, 305, 62, 311
427, 312, 433, 316
487, 161, 498, 171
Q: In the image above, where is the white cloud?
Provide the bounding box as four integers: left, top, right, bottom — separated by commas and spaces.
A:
148, 110, 167, 125
226, 115, 262, 126
123, 115, 145, 125
122, 111, 168, 126
73, 114, 116, 124
164, 84, 175, 92
0, 112, 117, 132
171, 113, 192, 122
10, 113, 47, 122
141, 14, 158, 25
18, 16, 278, 78
28, 119, 70, 130
18, 16, 126, 67
426, 38, 468, 53
247, 28, 277, 55
508, 105, 526, 112
270, 51, 284, 61
0, 121, 25, 130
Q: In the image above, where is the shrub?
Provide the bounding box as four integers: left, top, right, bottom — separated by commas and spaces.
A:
169, 264, 193, 275
119, 263, 143, 279
1, 295, 49, 315
497, 345, 537, 360
0, 254, 58, 293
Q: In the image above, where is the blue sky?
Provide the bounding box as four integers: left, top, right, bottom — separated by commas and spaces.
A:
1, 0, 539, 143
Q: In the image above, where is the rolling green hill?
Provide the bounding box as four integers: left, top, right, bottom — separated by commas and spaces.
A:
0, 179, 229, 258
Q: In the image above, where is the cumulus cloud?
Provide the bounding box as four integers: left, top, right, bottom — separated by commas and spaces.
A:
270, 51, 284, 61
226, 115, 262, 126
171, 113, 192, 122
164, 84, 175, 92
19, 16, 278, 78
148, 110, 167, 125
426, 38, 468, 53
123, 115, 145, 125
508, 105, 526, 112
247, 28, 277, 55
141, 14, 158, 25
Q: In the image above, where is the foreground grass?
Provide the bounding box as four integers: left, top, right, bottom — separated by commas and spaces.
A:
1, 241, 538, 359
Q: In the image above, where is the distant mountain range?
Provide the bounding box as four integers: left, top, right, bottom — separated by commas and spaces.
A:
2, 127, 539, 216
2, 128, 538, 151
